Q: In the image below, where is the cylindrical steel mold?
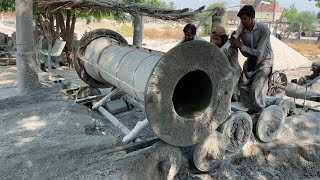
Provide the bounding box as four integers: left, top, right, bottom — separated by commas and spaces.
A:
75, 29, 234, 147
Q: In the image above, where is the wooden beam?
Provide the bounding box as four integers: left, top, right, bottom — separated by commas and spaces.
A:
35, 0, 205, 22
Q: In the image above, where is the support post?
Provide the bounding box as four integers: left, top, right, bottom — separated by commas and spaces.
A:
15, 0, 41, 94
132, 15, 144, 47
210, 8, 224, 43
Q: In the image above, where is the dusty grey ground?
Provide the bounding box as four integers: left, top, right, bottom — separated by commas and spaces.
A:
0, 87, 159, 179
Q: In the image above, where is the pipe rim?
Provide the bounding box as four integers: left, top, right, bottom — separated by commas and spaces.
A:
74, 29, 128, 88
145, 40, 234, 147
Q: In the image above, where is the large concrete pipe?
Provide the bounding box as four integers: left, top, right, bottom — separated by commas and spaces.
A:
285, 83, 320, 102
74, 29, 234, 147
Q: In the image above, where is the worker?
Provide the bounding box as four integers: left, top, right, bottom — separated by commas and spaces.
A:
230, 5, 274, 113
212, 26, 241, 101
179, 23, 206, 44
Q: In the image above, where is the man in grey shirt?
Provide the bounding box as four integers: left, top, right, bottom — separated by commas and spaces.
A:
230, 5, 273, 113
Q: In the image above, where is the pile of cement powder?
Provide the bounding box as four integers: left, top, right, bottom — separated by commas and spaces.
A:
133, 35, 312, 71
239, 36, 312, 71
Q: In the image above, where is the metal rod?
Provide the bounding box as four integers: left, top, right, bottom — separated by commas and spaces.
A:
98, 106, 142, 142
122, 119, 149, 144
98, 106, 131, 135
75, 94, 106, 104
303, 75, 320, 87
303, 86, 308, 106
92, 88, 120, 109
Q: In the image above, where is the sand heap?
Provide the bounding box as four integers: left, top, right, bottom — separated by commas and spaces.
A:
239, 36, 312, 71
137, 35, 312, 71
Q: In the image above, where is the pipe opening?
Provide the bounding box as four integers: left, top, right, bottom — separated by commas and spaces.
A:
173, 70, 212, 118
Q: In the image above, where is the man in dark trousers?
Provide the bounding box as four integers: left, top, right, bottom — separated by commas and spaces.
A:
230, 5, 273, 113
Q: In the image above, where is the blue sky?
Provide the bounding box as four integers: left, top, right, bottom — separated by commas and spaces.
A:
162, 0, 319, 13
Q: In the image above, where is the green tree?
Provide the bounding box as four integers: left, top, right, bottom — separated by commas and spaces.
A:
286, 10, 317, 39
1, 0, 15, 12
197, 2, 226, 36
317, 11, 320, 19
1, 0, 167, 64
283, 3, 298, 38
294, 11, 317, 31
283, 3, 298, 23
309, 0, 320, 7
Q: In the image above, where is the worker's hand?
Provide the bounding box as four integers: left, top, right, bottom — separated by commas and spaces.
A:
229, 37, 242, 48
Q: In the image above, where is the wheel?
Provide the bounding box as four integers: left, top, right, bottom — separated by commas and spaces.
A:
256, 105, 285, 143
220, 112, 253, 152
193, 132, 226, 172
267, 71, 287, 97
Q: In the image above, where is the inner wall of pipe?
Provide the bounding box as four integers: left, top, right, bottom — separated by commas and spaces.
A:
172, 70, 213, 118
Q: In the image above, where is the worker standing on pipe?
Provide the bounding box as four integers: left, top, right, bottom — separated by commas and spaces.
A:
179, 23, 206, 44
230, 5, 274, 113
211, 26, 241, 101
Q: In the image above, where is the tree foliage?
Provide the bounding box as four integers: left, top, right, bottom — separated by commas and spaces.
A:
286, 10, 317, 37
294, 11, 317, 31
309, 0, 320, 7
283, 3, 298, 23
283, 3, 317, 38
2, 0, 168, 66
197, 2, 226, 36
1, 0, 15, 12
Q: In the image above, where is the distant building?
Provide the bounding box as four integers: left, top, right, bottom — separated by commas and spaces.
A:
240, 0, 284, 23
226, 11, 239, 25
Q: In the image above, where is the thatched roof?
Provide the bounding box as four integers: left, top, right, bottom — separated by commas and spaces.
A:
35, 0, 206, 22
